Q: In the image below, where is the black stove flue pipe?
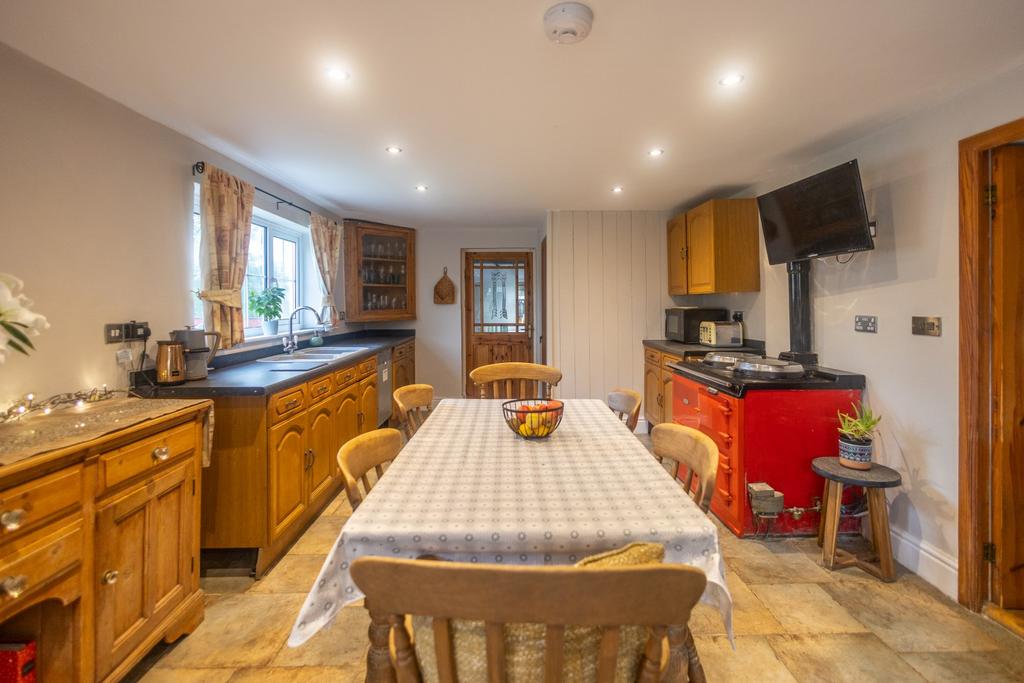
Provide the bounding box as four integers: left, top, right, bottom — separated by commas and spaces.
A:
778, 259, 819, 366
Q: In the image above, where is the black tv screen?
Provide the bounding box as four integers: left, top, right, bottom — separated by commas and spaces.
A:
757, 160, 873, 265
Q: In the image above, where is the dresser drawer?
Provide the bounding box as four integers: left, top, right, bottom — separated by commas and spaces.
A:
0, 466, 82, 540
98, 423, 195, 491
307, 374, 333, 403
644, 348, 662, 364
270, 385, 307, 425
357, 357, 377, 378
0, 517, 83, 608
334, 364, 358, 388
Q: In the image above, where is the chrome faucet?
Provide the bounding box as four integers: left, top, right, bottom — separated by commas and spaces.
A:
282, 306, 326, 354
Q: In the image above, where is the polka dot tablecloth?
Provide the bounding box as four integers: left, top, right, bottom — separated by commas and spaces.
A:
288, 399, 733, 647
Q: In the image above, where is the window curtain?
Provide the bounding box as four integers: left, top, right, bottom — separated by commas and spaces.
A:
310, 213, 343, 326
197, 165, 255, 348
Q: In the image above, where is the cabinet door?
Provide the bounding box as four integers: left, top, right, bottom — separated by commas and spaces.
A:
394, 356, 414, 390
686, 202, 715, 294
660, 355, 681, 425
344, 222, 417, 322
95, 461, 194, 680
644, 361, 663, 426
667, 214, 688, 295
359, 376, 379, 433
335, 382, 361, 463
268, 411, 308, 542
308, 396, 337, 504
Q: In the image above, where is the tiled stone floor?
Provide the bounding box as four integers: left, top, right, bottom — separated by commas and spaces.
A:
129, 446, 1024, 682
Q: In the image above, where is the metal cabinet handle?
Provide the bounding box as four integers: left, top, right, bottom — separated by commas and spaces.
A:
101, 570, 119, 585
285, 399, 300, 410
0, 509, 26, 531
1, 575, 28, 598
152, 446, 170, 462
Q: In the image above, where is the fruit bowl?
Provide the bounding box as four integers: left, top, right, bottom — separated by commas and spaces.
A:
502, 399, 564, 439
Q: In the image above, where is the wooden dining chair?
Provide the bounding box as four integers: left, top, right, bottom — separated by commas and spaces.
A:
393, 383, 434, 439
337, 428, 403, 509
469, 362, 562, 399
651, 423, 720, 513
351, 556, 708, 683
608, 388, 642, 432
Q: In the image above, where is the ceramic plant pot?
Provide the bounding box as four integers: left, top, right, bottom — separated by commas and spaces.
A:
838, 435, 873, 470
262, 319, 279, 336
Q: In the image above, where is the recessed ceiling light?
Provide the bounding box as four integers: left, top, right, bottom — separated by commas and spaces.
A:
385, 146, 403, 155
415, 184, 429, 192
325, 67, 351, 82
611, 186, 623, 193
648, 148, 665, 157
718, 72, 744, 87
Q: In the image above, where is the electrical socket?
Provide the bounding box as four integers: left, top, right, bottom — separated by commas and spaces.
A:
124, 321, 151, 341
104, 323, 125, 344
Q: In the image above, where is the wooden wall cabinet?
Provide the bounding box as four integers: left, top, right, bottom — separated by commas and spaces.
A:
642, 347, 681, 429
344, 220, 416, 322
0, 400, 209, 682
667, 198, 760, 295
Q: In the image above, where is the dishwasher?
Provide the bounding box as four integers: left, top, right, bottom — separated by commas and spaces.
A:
377, 351, 392, 426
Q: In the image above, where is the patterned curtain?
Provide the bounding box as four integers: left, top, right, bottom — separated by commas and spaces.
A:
310, 213, 343, 326
198, 165, 255, 348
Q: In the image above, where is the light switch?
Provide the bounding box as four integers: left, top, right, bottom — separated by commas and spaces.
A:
912, 316, 942, 336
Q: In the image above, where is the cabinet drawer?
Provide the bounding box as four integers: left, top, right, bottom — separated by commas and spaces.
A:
393, 342, 414, 360
99, 423, 195, 492
661, 353, 681, 370
307, 374, 333, 403
0, 517, 82, 608
270, 385, 308, 425
334, 365, 358, 388
644, 348, 661, 364
357, 357, 377, 378
0, 466, 82, 540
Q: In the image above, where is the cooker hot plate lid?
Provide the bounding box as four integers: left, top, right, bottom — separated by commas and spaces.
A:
701, 351, 762, 368
732, 357, 806, 379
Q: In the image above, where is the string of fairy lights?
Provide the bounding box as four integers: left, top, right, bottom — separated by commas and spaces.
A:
0, 385, 130, 423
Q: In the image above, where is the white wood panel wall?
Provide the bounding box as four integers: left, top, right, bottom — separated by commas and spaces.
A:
546, 210, 672, 400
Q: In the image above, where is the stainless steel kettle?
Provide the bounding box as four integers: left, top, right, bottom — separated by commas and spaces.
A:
155, 341, 186, 385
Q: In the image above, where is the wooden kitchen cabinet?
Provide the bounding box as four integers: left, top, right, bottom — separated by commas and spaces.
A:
666, 198, 760, 295
358, 375, 379, 434
307, 395, 337, 505
334, 382, 361, 464
95, 460, 195, 680
392, 340, 416, 390
344, 220, 417, 322
268, 410, 308, 543
642, 346, 681, 429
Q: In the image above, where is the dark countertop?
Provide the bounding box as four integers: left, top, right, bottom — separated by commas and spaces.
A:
140, 335, 414, 398
643, 338, 765, 358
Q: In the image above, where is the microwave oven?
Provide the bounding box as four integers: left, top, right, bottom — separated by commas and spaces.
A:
665, 307, 728, 343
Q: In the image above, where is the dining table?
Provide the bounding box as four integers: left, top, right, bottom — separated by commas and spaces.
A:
287, 398, 734, 676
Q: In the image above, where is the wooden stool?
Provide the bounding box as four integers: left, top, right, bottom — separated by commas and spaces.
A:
812, 456, 902, 582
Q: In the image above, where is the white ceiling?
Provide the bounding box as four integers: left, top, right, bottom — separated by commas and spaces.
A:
2, 1, 1024, 229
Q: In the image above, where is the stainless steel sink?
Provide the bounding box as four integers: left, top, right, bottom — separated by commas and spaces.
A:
256, 347, 369, 363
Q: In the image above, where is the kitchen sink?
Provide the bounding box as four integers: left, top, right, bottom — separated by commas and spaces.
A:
256, 347, 370, 363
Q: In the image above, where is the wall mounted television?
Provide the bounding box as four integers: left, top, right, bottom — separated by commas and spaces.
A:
757, 159, 874, 265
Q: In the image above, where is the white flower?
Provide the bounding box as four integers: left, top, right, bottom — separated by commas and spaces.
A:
0, 274, 49, 363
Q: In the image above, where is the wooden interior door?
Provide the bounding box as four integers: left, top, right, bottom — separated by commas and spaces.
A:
991, 144, 1024, 609
463, 251, 534, 397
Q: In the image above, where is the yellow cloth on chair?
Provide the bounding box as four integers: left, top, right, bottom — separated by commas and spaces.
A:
411, 543, 666, 683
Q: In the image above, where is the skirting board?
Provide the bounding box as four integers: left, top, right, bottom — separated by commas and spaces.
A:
888, 526, 958, 599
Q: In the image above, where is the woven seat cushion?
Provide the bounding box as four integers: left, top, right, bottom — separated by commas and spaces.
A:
411, 543, 665, 683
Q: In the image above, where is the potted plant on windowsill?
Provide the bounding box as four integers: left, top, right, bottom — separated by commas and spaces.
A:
248, 286, 286, 336
837, 402, 882, 470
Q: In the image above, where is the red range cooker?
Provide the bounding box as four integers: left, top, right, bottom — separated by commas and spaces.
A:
669, 351, 865, 537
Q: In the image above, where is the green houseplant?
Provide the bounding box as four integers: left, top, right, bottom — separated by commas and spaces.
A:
837, 402, 882, 470
248, 286, 286, 336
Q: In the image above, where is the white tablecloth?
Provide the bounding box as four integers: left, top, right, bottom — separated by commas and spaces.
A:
288, 399, 733, 647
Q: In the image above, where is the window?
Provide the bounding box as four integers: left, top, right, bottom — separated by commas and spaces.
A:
191, 184, 316, 337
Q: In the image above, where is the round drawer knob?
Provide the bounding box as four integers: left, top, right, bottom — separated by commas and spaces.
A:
1, 575, 28, 598
101, 570, 119, 585
0, 509, 26, 531
151, 446, 170, 462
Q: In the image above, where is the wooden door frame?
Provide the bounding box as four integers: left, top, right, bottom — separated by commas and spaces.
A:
958, 116, 1024, 611
461, 250, 535, 397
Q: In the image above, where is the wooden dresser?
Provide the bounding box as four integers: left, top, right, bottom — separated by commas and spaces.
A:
0, 398, 210, 682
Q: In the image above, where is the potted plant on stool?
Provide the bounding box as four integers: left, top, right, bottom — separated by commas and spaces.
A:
248, 286, 286, 336
837, 402, 882, 470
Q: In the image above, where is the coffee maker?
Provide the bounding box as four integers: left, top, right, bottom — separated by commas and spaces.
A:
169, 327, 221, 381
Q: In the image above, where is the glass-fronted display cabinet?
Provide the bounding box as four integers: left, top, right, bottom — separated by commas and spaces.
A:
343, 220, 416, 321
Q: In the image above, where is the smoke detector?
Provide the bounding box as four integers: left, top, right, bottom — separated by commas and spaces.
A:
544, 2, 594, 44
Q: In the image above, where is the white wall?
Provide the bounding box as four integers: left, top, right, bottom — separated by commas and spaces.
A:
0, 45, 349, 404
715, 65, 1024, 598
375, 226, 542, 399
546, 210, 673, 400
